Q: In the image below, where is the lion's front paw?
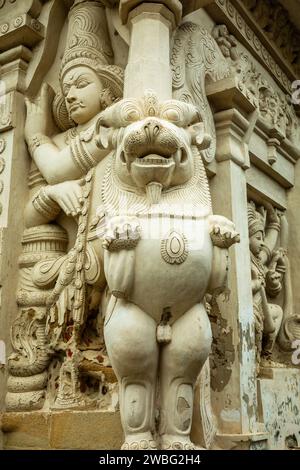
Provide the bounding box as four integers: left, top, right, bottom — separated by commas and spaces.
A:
209, 215, 240, 248
102, 216, 141, 251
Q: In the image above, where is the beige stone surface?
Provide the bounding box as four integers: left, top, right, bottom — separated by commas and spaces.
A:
50, 411, 123, 450
2, 411, 122, 450
124, 8, 173, 100
287, 160, 300, 315
2, 411, 51, 450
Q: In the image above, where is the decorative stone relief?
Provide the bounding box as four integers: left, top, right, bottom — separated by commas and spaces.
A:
203, 0, 294, 94
0, 92, 15, 132
212, 24, 238, 61
1, 0, 299, 453
5, 225, 68, 411
212, 24, 300, 147
171, 21, 230, 164
6, 0, 123, 412
244, 0, 300, 74
5, 0, 241, 450
0, 0, 16, 8
0, 138, 5, 216
248, 201, 300, 374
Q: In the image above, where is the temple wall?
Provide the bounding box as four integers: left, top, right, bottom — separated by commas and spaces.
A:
0, 0, 299, 450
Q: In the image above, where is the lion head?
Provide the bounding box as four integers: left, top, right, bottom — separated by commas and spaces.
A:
97, 91, 211, 203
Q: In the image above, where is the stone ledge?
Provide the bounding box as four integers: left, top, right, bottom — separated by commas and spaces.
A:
1, 410, 123, 450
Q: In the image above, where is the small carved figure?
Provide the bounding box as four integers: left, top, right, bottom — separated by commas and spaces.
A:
212, 24, 239, 61
248, 201, 285, 371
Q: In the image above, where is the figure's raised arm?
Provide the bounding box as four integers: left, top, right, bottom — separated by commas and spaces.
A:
260, 203, 281, 265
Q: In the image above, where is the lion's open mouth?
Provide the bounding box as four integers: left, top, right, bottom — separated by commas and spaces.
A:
136, 154, 171, 165
120, 147, 188, 168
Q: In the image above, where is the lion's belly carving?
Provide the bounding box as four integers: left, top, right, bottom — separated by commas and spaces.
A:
104, 216, 213, 323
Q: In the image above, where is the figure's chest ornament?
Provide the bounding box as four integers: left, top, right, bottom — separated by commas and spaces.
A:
161, 231, 189, 265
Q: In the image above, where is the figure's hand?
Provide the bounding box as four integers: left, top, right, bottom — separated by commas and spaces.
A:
265, 269, 282, 297
266, 270, 281, 284
252, 278, 265, 293
46, 181, 83, 217
209, 215, 240, 248
25, 83, 55, 141
265, 202, 281, 225
87, 287, 102, 312
269, 248, 286, 274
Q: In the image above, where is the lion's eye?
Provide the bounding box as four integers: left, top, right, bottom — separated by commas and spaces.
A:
127, 110, 140, 122
162, 109, 181, 122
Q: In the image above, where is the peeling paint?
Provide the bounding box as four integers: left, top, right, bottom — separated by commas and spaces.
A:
220, 408, 241, 422
259, 369, 300, 449
209, 296, 235, 392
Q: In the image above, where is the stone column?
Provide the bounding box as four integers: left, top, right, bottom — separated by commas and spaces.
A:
119, 0, 182, 100
206, 77, 268, 448
0, 0, 59, 448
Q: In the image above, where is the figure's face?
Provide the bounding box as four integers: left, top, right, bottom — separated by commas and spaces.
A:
63, 66, 103, 125
249, 230, 264, 256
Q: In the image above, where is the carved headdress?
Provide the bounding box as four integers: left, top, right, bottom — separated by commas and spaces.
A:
248, 201, 265, 237
54, 0, 124, 130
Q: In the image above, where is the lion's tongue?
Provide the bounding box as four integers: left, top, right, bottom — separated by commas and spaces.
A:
146, 182, 163, 204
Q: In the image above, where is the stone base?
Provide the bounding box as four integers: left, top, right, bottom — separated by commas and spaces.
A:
258, 367, 300, 450
1, 411, 123, 450
215, 432, 268, 450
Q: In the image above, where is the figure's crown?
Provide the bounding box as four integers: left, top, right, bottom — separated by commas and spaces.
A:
60, 1, 123, 98
248, 202, 265, 236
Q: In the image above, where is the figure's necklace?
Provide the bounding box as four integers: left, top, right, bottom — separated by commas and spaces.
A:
65, 127, 78, 145
250, 252, 265, 279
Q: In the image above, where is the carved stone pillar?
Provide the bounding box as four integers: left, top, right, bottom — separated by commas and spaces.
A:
0, 0, 67, 447
0, 0, 44, 446
120, 0, 182, 99
206, 78, 267, 447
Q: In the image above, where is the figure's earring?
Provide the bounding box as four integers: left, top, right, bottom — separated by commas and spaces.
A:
52, 90, 75, 131
99, 88, 115, 111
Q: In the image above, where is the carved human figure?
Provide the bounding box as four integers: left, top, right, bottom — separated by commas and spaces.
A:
24, 68, 123, 227
212, 24, 238, 61
248, 201, 285, 370
259, 87, 279, 126
23, 0, 123, 229
8, 1, 124, 409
